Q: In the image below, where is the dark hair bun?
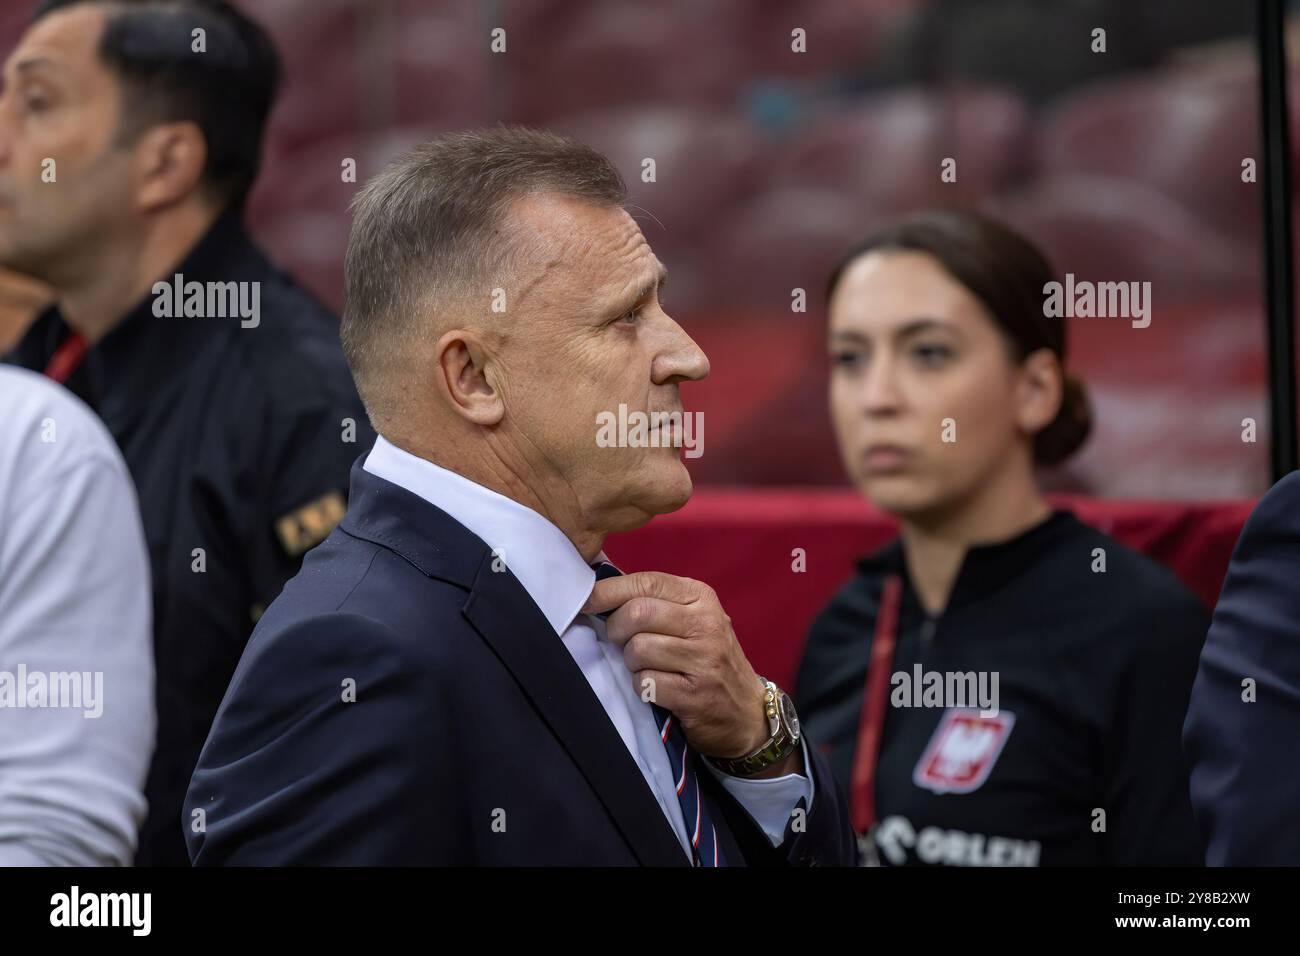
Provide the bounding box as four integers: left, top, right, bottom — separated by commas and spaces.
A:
1034, 374, 1092, 467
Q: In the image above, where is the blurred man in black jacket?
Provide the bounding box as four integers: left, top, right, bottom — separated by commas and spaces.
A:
0, 0, 373, 864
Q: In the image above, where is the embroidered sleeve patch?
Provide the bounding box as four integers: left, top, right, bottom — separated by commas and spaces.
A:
274, 489, 346, 557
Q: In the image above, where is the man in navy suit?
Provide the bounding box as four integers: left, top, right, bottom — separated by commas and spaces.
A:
1184, 470, 1300, 865
184, 128, 856, 866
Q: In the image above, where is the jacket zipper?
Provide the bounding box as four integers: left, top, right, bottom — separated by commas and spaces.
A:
917, 615, 938, 667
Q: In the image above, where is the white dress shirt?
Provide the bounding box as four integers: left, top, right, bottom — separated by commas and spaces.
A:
364, 435, 812, 858
0, 366, 155, 866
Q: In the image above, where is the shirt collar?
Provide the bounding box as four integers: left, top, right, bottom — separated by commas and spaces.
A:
362, 434, 598, 636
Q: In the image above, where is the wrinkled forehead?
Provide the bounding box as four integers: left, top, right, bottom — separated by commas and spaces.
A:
6, 4, 110, 88
505, 193, 663, 318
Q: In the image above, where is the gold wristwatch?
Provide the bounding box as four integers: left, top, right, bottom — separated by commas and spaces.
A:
707, 677, 801, 777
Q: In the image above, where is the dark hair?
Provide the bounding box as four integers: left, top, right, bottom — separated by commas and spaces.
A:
341, 126, 628, 428
826, 208, 1092, 468
32, 0, 281, 209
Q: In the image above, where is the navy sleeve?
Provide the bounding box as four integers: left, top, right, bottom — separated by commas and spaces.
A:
709, 741, 858, 867
1183, 471, 1300, 865
185, 612, 458, 865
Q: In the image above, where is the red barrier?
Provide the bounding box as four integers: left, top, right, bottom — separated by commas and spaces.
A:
604, 490, 1256, 690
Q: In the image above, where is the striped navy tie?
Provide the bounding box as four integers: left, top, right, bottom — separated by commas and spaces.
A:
591, 561, 726, 867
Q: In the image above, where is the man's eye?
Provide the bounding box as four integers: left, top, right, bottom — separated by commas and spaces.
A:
21, 92, 50, 113
619, 308, 642, 324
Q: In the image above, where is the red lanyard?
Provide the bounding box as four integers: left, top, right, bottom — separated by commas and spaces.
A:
43, 331, 87, 385
850, 573, 903, 834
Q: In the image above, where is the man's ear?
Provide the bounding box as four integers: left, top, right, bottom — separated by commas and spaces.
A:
132, 121, 208, 212
435, 328, 505, 427
1015, 347, 1063, 435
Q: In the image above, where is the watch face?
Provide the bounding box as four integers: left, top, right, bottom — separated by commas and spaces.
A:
780, 694, 800, 738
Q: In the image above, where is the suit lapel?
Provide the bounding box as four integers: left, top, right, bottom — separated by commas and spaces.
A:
462, 552, 690, 867
341, 461, 720, 867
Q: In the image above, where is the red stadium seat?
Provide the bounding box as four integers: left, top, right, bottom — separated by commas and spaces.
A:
558, 107, 764, 244
701, 186, 871, 313
254, 0, 362, 154
1037, 69, 1262, 240
735, 0, 898, 79
393, 0, 492, 130
501, 2, 747, 123
991, 174, 1259, 290
766, 86, 1031, 210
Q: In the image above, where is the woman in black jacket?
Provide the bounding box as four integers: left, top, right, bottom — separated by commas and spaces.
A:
794, 209, 1208, 866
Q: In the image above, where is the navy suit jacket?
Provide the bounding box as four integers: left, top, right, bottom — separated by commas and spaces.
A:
185, 461, 856, 865
1184, 470, 1300, 865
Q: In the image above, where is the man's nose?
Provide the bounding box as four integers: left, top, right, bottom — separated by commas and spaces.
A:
654, 319, 710, 384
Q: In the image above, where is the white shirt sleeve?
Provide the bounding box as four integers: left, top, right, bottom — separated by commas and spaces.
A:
704, 736, 816, 848
0, 370, 155, 866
